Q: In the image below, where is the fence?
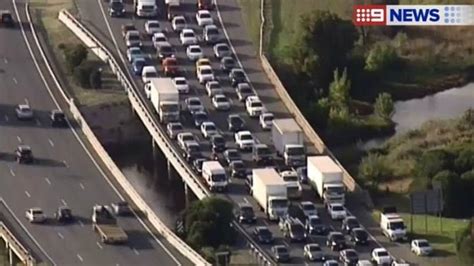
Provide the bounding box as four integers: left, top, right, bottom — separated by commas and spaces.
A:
0, 222, 36, 266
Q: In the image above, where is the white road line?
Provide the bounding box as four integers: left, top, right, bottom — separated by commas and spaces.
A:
63, 160, 68, 168
3, 58, 7, 64
16, 136, 22, 143
61, 199, 67, 206
9, 168, 15, 177
78, 220, 84, 227
24, 191, 31, 198
133, 248, 140, 255
12, 77, 18, 84
96, 242, 103, 249
79, 183, 85, 190
76, 254, 83, 262
57, 232, 64, 239
243, 197, 250, 204
48, 139, 55, 147
24, 98, 29, 105
35, 119, 41, 126
45, 177, 51, 185
4, 115, 9, 122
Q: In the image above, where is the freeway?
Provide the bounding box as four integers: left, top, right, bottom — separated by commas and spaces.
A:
0, 0, 190, 265
75, 0, 424, 264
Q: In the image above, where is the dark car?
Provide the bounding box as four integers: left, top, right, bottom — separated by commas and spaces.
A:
235, 82, 255, 102
283, 218, 306, 242
220, 56, 235, 72
272, 245, 290, 263
296, 166, 308, 184
131, 58, 147, 76
341, 216, 360, 234
339, 249, 359, 266
192, 157, 206, 174
236, 203, 256, 224
350, 228, 369, 245
54, 206, 73, 223
0, 10, 14, 27
16, 145, 33, 164
230, 160, 246, 178
50, 109, 67, 127
183, 141, 201, 162
111, 201, 132, 216
192, 110, 208, 127
306, 215, 328, 236
326, 232, 346, 251
253, 226, 273, 244
108, 0, 125, 17
227, 114, 245, 132
229, 68, 247, 87
156, 42, 174, 61
252, 144, 273, 166
211, 134, 226, 153
223, 149, 241, 166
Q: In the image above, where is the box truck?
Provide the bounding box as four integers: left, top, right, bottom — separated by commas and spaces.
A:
380, 206, 407, 241
145, 78, 180, 123
272, 118, 305, 167
134, 0, 157, 17
166, 0, 180, 20
252, 168, 289, 221
307, 156, 345, 205
202, 161, 228, 192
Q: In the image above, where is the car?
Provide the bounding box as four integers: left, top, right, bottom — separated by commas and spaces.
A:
282, 217, 306, 242
411, 239, 433, 256
111, 201, 132, 216
324, 260, 340, 266
236, 202, 256, 224
172, 77, 189, 94
191, 111, 208, 128
212, 94, 231, 111
50, 109, 67, 127
156, 42, 174, 61
271, 245, 290, 262
186, 45, 203, 61
253, 226, 273, 244
326, 231, 346, 251
340, 249, 359, 266
303, 243, 324, 262
196, 10, 213, 26
356, 260, 373, 266
327, 203, 347, 220
223, 149, 241, 165
171, 15, 187, 32
183, 141, 201, 162
152, 32, 168, 49
197, 65, 215, 84
227, 114, 245, 132
16, 104, 34, 120
144, 20, 161, 35
197, 0, 214, 10
306, 215, 328, 236
180, 29, 198, 46
205, 81, 223, 97
229, 68, 246, 87
121, 23, 136, 38
220, 56, 236, 73
371, 248, 392, 265
108, 0, 125, 17
213, 43, 232, 59
259, 112, 274, 130
203, 24, 221, 44
196, 58, 211, 70
125, 30, 141, 47
127, 47, 144, 63
245, 96, 264, 118
192, 157, 206, 174
131, 57, 147, 76
350, 228, 369, 245
54, 206, 74, 223
236, 83, 255, 102
252, 143, 273, 165
234, 131, 254, 151
177, 132, 196, 150
16, 145, 33, 164
166, 122, 184, 139
230, 160, 246, 178
299, 201, 318, 217
185, 97, 205, 114
25, 208, 46, 223
200, 121, 218, 138
0, 10, 14, 27
341, 216, 360, 234
211, 134, 226, 153
141, 65, 158, 83
162, 57, 178, 76
296, 166, 308, 184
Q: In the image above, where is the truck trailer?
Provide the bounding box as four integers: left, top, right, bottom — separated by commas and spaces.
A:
252, 168, 289, 221
307, 156, 345, 205
145, 78, 180, 123
271, 118, 305, 167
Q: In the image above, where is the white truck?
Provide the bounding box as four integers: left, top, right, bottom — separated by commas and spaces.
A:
202, 161, 228, 192
165, 0, 180, 20
380, 206, 407, 241
134, 0, 158, 17
146, 78, 180, 123
252, 168, 289, 221
279, 170, 302, 200
307, 156, 345, 205
272, 118, 305, 167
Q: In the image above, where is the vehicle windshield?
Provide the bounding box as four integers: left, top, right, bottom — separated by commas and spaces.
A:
148, 22, 160, 28
346, 251, 358, 258
205, 124, 216, 131
231, 117, 243, 125
195, 113, 207, 121
145, 71, 157, 78
332, 234, 344, 241
166, 59, 177, 66
240, 134, 253, 141
282, 174, 298, 182
190, 47, 201, 53
171, 124, 183, 130
418, 241, 430, 247
184, 32, 195, 38
250, 102, 262, 108
224, 58, 235, 65
218, 45, 229, 52
54, 113, 65, 119
355, 230, 368, 238
175, 18, 185, 25
135, 60, 146, 67
276, 247, 288, 254
213, 137, 225, 144
209, 83, 220, 89
161, 46, 172, 53
233, 71, 245, 78
241, 206, 254, 216
263, 116, 273, 122
269, 199, 288, 209
189, 99, 201, 106
20, 149, 32, 155
129, 35, 140, 41
291, 224, 305, 234
377, 251, 389, 257
182, 135, 194, 142
32, 210, 43, 215
259, 228, 271, 238
155, 36, 166, 42
130, 49, 141, 54
175, 79, 186, 85
208, 28, 218, 35
232, 162, 244, 170
302, 204, 316, 211
161, 104, 179, 112
390, 221, 405, 230
240, 87, 252, 94
287, 147, 304, 156
142, 5, 154, 10
227, 150, 239, 158
201, 69, 212, 75
332, 205, 344, 211
201, 13, 211, 19
111, 2, 123, 8
326, 186, 345, 194
308, 245, 321, 252
257, 147, 270, 155
188, 144, 200, 152
309, 217, 321, 225
211, 174, 226, 182
216, 97, 228, 103
348, 219, 359, 226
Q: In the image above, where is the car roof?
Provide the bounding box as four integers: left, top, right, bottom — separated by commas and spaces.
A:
202, 121, 215, 126
256, 226, 268, 230
373, 247, 388, 253
18, 104, 30, 108
182, 28, 194, 33
301, 201, 314, 205
146, 20, 160, 24
238, 202, 252, 208
237, 130, 251, 135
18, 145, 31, 150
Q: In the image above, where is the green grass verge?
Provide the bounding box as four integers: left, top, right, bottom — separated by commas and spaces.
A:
236, 0, 261, 50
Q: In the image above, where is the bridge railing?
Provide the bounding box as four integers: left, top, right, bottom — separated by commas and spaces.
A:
0, 221, 36, 266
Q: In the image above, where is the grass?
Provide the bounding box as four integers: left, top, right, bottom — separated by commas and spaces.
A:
236, 0, 261, 50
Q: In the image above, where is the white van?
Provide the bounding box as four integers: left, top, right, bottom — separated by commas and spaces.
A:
142, 66, 158, 83
202, 161, 228, 192
135, 0, 157, 17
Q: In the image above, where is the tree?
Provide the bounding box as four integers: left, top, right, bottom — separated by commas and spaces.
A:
454, 147, 474, 174
328, 68, 351, 109
374, 93, 394, 120
416, 149, 453, 179
365, 43, 399, 72
433, 170, 465, 217
64, 44, 88, 72
358, 153, 391, 186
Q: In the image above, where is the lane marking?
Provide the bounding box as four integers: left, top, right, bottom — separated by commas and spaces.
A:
13, 77, 18, 84
24, 98, 29, 105
16, 136, 22, 143
78, 220, 84, 227
63, 160, 68, 168
45, 177, 51, 185
96, 242, 103, 249
4, 115, 9, 122
35, 118, 41, 126
61, 199, 67, 206
3, 58, 7, 64
243, 197, 250, 204
48, 139, 55, 147
57, 232, 64, 239
76, 254, 83, 262
79, 183, 85, 190
25, 191, 31, 198
9, 168, 15, 177
133, 248, 140, 255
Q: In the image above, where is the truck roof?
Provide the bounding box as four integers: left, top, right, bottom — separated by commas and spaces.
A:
272, 118, 302, 133
149, 78, 176, 93
307, 156, 341, 173
202, 160, 224, 170
253, 168, 286, 185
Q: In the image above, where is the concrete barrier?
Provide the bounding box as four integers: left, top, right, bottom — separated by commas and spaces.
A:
0, 222, 36, 266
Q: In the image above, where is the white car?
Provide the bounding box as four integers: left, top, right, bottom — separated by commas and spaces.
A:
200, 121, 218, 138
152, 32, 168, 49
234, 131, 254, 151
180, 29, 197, 46
25, 208, 46, 223
186, 45, 203, 61
356, 260, 373, 266
212, 94, 231, 111
126, 46, 143, 62
299, 201, 318, 217
371, 248, 392, 265
327, 203, 347, 220
303, 243, 324, 262
125, 30, 141, 47
185, 97, 205, 113
411, 239, 433, 256
213, 43, 231, 58
166, 122, 184, 139
144, 20, 161, 35
245, 96, 264, 118
236, 82, 255, 101
172, 16, 187, 32
195, 10, 213, 26
206, 81, 223, 97
173, 77, 189, 94
177, 132, 196, 150
141, 66, 158, 83
16, 104, 34, 120
197, 65, 215, 84
259, 112, 274, 130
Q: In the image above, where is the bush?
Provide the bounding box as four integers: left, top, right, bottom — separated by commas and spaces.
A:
73, 61, 95, 88
90, 68, 102, 89
358, 153, 392, 186
365, 43, 399, 72
64, 44, 88, 72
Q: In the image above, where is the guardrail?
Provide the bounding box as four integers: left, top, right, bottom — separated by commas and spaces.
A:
0, 222, 36, 266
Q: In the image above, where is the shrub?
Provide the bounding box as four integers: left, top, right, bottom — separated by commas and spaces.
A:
358, 153, 392, 186
365, 43, 399, 72
73, 61, 95, 88
89, 68, 102, 89
64, 44, 88, 72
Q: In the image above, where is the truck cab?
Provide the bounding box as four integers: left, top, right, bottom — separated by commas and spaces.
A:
267, 196, 289, 221
202, 161, 228, 192
323, 183, 345, 205
252, 143, 273, 166
284, 144, 305, 167
280, 170, 302, 200
134, 0, 157, 17
380, 207, 407, 241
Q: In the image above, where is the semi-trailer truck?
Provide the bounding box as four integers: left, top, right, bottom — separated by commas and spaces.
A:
307, 156, 345, 205
145, 78, 180, 123
271, 118, 305, 167
252, 168, 289, 221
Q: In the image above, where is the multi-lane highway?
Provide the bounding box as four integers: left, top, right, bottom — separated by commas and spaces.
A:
0, 0, 191, 265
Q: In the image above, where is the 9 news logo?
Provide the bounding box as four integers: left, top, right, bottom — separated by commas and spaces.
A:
353, 5, 386, 26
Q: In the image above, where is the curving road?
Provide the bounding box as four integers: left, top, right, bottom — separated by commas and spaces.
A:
0, 0, 190, 265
